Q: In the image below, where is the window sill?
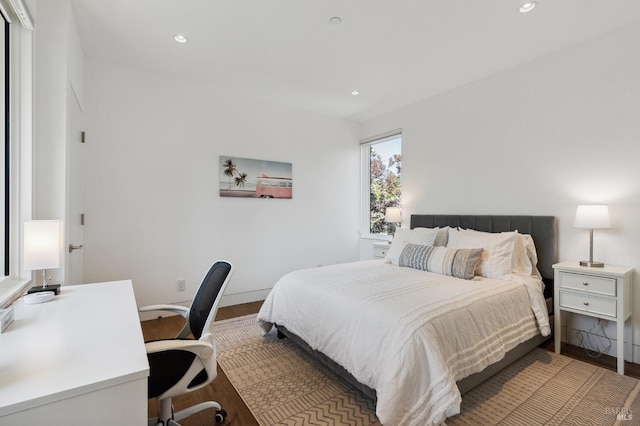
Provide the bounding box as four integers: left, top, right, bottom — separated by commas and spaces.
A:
0, 277, 32, 308
360, 234, 393, 242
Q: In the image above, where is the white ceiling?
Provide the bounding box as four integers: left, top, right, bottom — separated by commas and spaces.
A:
69, 0, 640, 122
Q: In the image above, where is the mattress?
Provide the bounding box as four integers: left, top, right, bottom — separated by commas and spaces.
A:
257, 259, 550, 426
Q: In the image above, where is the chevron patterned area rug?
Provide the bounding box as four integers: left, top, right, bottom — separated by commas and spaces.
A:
213, 315, 640, 426
214, 315, 380, 425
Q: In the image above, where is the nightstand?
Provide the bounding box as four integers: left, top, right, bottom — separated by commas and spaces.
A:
553, 262, 633, 374
373, 242, 390, 259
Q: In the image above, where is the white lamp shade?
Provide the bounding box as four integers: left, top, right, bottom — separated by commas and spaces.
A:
24, 220, 62, 270
574, 205, 611, 229
384, 207, 402, 223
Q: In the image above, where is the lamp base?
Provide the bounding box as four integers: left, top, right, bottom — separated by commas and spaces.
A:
27, 284, 60, 295
579, 260, 604, 268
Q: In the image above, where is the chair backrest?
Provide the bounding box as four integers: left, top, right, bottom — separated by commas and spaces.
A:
188, 261, 233, 339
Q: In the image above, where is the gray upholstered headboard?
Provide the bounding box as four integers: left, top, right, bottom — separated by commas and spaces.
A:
409, 215, 557, 283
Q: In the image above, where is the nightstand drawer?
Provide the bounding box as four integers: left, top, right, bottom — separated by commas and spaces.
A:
373, 243, 389, 259
560, 272, 616, 296
559, 291, 616, 317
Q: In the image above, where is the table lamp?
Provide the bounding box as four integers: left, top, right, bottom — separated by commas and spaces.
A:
24, 220, 62, 295
384, 207, 402, 236
574, 205, 610, 267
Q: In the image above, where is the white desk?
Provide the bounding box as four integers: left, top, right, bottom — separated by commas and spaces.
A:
0, 281, 149, 425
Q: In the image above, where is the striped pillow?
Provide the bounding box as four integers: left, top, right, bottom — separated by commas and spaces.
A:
398, 244, 483, 280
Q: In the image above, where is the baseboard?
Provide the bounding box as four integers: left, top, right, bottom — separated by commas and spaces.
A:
138, 288, 270, 321
219, 288, 270, 307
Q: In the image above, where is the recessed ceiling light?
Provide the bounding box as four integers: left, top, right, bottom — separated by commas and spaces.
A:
518, 1, 537, 13
329, 16, 342, 25
351, 90, 360, 96
174, 34, 188, 44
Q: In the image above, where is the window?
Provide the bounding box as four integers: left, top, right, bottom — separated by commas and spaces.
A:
361, 131, 402, 238
0, 0, 34, 307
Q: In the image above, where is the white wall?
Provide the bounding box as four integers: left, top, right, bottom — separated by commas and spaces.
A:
33, 0, 84, 285
360, 23, 640, 361
83, 60, 360, 312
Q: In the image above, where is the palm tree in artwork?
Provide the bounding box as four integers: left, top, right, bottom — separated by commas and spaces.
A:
223, 158, 237, 189
234, 172, 248, 188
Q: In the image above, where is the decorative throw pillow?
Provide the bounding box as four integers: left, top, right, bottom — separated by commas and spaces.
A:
398, 243, 483, 280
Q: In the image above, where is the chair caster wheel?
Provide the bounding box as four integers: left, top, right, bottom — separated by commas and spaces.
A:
215, 409, 227, 423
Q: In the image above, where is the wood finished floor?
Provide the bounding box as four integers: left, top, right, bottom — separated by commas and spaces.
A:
141, 301, 640, 425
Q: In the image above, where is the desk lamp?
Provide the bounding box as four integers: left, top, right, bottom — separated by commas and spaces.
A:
574, 205, 610, 267
24, 220, 62, 295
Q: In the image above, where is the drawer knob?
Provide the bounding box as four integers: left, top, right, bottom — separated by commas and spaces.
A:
583, 282, 589, 286
583, 302, 589, 306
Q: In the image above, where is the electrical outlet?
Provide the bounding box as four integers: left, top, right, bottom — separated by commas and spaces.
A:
177, 279, 186, 291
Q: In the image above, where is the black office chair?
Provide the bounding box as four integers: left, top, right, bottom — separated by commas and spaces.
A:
139, 260, 234, 425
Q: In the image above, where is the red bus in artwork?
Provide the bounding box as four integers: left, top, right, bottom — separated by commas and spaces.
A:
255, 176, 293, 199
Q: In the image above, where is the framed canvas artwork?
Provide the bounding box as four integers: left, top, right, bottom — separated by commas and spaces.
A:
219, 156, 293, 199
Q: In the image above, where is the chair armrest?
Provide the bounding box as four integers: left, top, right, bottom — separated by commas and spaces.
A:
139, 304, 189, 318
146, 339, 214, 359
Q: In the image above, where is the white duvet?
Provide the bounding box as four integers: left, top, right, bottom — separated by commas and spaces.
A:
257, 259, 550, 426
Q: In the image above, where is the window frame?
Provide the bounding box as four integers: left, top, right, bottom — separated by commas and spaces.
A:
0, 0, 34, 308
360, 130, 402, 241
0, 5, 7, 278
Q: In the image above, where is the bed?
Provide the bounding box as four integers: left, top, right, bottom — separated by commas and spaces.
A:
257, 214, 557, 425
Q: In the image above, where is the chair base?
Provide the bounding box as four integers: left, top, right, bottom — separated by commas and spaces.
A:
150, 398, 225, 425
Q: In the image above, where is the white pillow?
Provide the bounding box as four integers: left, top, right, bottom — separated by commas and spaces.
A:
447, 228, 517, 279
512, 232, 540, 276
435, 226, 450, 246
386, 227, 439, 264
518, 233, 541, 278
511, 232, 530, 276
414, 226, 450, 247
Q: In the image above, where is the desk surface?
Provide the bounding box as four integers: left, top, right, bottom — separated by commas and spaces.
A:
0, 280, 149, 417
